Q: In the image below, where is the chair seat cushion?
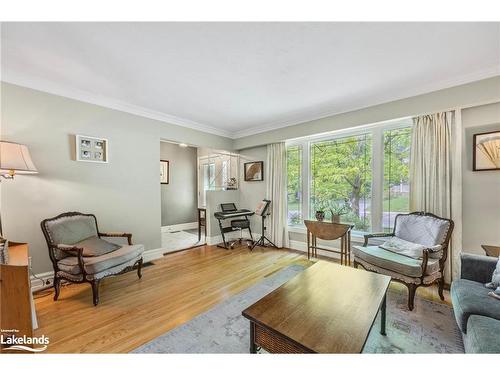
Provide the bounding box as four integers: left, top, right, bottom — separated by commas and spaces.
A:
464, 315, 500, 353
63, 236, 121, 257
451, 278, 500, 333
231, 219, 250, 229
352, 245, 440, 278
58, 244, 144, 275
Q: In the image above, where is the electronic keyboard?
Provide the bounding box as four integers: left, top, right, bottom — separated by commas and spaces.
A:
214, 209, 254, 220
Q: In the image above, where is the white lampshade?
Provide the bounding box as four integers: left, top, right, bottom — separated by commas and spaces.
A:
0, 141, 38, 175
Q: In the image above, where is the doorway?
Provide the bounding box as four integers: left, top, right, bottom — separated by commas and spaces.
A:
160, 140, 205, 252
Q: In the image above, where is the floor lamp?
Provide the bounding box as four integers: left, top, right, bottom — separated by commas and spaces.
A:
0, 141, 38, 238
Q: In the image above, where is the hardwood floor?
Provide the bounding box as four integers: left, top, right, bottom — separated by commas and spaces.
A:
32, 245, 450, 353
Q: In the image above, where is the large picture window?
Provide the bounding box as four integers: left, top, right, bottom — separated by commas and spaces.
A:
310, 135, 372, 231
383, 127, 411, 230
286, 119, 412, 234
287, 145, 303, 225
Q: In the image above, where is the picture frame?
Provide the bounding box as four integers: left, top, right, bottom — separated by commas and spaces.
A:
473, 130, 500, 171
244, 161, 264, 181
76, 135, 108, 163
160, 160, 169, 184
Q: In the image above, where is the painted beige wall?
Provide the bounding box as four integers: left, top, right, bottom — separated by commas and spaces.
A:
0, 83, 233, 274
2, 79, 499, 273
160, 142, 198, 226
234, 76, 500, 149
239, 146, 267, 234
461, 102, 500, 254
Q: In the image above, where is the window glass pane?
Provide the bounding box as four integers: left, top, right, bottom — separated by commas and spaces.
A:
222, 160, 228, 187
310, 134, 372, 232
383, 127, 411, 230
203, 163, 215, 191
286, 145, 302, 225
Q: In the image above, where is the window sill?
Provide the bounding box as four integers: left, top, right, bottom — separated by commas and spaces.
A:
287, 225, 366, 243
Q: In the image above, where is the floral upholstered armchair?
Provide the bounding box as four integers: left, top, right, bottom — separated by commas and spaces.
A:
353, 212, 454, 311
41, 212, 144, 306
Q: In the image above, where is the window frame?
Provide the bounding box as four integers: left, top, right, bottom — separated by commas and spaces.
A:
286, 117, 412, 235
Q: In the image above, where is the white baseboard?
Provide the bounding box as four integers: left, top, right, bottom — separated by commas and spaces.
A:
142, 247, 166, 262
30, 271, 56, 292
30, 247, 166, 293
161, 222, 198, 233
206, 234, 222, 246
288, 240, 341, 260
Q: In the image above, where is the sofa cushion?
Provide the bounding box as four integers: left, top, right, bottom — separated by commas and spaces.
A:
58, 244, 144, 275
464, 315, 500, 353
394, 214, 450, 248
451, 278, 500, 333
67, 236, 121, 257
485, 256, 500, 290
352, 245, 440, 277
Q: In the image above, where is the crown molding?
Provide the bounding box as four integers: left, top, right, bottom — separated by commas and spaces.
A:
3, 67, 499, 141
1, 72, 233, 138
232, 67, 500, 139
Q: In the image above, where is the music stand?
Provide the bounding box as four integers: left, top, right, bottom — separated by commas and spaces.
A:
250, 199, 278, 251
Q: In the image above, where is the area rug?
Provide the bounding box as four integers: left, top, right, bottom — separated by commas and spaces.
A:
132, 265, 464, 353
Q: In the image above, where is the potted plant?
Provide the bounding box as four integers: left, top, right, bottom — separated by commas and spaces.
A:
328, 199, 351, 223
315, 209, 326, 222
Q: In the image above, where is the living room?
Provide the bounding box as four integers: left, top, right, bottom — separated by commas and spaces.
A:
1, 2, 499, 374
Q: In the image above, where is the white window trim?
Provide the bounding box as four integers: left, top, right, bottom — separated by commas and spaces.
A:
286, 117, 413, 233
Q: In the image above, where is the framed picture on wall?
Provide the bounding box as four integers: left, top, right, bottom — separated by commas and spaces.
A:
473, 130, 500, 171
76, 135, 108, 163
244, 161, 264, 181
160, 160, 169, 184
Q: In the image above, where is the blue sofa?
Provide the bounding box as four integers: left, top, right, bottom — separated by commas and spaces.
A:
451, 254, 500, 353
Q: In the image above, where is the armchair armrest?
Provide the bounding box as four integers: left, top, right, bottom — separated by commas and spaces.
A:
98, 232, 133, 245
460, 253, 497, 284
363, 232, 394, 246
420, 249, 430, 278
52, 244, 86, 275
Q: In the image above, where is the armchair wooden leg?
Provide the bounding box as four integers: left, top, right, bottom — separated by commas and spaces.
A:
407, 284, 417, 311
438, 277, 445, 301
353, 260, 358, 269
53, 276, 61, 301
137, 258, 143, 279
91, 280, 100, 306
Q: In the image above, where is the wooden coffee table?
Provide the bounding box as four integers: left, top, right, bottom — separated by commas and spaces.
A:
242, 261, 391, 353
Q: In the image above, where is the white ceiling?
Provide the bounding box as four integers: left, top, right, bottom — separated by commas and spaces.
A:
2, 22, 499, 138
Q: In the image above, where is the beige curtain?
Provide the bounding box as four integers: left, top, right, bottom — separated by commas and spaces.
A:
265, 143, 289, 248
409, 112, 453, 217
410, 111, 454, 280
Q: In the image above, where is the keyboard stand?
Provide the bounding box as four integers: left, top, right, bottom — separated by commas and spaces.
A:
214, 211, 254, 250
217, 224, 238, 249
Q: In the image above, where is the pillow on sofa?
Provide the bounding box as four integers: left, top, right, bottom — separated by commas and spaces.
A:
485, 257, 500, 290
380, 236, 442, 259
61, 236, 121, 257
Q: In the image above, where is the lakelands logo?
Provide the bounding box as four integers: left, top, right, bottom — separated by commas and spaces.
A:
1, 329, 49, 352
